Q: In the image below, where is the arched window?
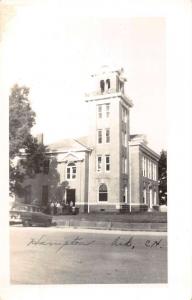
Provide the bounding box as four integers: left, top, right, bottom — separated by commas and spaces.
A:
100, 80, 105, 93
106, 79, 110, 89
66, 162, 76, 179
99, 183, 108, 202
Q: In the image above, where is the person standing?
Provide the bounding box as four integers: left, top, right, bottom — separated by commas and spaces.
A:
50, 201, 54, 215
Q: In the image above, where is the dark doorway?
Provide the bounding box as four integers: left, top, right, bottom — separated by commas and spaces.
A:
66, 189, 75, 206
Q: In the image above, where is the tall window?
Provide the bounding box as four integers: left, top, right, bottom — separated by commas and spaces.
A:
66, 162, 76, 179
142, 157, 145, 176
123, 186, 128, 203
122, 131, 127, 147
153, 164, 157, 181
106, 129, 110, 143
97, 155, 102, 172
154, 190, 157, 205
99, 183, 108, 202
122, 106, 128, 123
149, 161, 151, 179
105, 155, 110, 171
124, 158, 127, 174
122, 157, 125, 173
97, 129, 102, 144
106, 79, 110, 89
106, 103, 110, 118
97, 105, 102, 119
100, 80, 105, 93
143, 188, 147, 204
147, 159, 150, 178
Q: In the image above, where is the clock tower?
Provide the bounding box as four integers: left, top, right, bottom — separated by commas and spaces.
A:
85, 66, 133, 212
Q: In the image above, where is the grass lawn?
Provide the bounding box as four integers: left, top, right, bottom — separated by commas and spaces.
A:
54, 212, 167, 223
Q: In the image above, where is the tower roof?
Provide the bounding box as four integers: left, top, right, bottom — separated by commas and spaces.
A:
91, 65, 127, 81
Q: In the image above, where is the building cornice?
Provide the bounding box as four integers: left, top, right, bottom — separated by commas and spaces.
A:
85, 92, 133, 107
46, 148, 92, 155
129, 141, 160, 161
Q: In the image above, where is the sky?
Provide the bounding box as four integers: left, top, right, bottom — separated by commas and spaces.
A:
1, 3, 166, 153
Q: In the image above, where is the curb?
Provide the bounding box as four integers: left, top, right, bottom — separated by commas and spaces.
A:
53, 220, 167, 232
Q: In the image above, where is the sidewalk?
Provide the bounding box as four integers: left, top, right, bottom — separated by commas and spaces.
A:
53, 213, 167, 232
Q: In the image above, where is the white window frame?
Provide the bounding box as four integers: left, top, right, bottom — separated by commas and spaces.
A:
124, 131, 127, 147
142, 157, 145, 176
66, 163, 76, 180
144, 157, 147, 177
98, 183, 108, 202
143, 188, 147, 204
124, 157, 127, 174
105, 155, 110, 172
154, 164, 157, 181
122, 106, 128, 123
147, 159, 150, 178
96, 155, 102, 172
106, 128, 110, 143
97, 129, 102, 144
97, 105, 102, 119
106, 103, 110, 118
123, 186, 128, 203
153, 190, 157, 205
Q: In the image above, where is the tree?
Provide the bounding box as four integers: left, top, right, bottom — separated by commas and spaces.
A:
158, 150, 167, 205
9, 84, 47, 196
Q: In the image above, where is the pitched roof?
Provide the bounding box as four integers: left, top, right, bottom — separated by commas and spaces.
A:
47, 137, 90, 152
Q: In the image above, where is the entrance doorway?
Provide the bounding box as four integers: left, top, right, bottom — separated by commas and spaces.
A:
66, 189, 76, 206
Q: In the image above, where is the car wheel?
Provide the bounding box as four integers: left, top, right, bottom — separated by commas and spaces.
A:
23, 220, 31, 227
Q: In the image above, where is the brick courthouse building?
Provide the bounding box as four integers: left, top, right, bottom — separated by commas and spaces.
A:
16, 67, 159, 212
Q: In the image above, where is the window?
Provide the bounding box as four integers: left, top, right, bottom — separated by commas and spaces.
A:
153, 164, 157, 180
106, 103, 110, 118
143, 188, 147, 204
124, 132, 127, 147
43, 159, 50, 174
154, 190, 157, 205
123, 186, 128, 203
106, 128, 110, 143
149, 161, 151, 179
147, 159, 150, 178
122, 157, 124, 173
97, 129, 102, 144
97, 105, 102, 119
124, 158, 127, 174
100, 80, 105, 93
105, 155, 110, 171
106, 79, 110, 89
66, 162, 76, 179
99, 183, 108, 202
97, 155, 102, 172
122, 106, 128, 123
142, 157, 145, 176
121, 157, 127, 174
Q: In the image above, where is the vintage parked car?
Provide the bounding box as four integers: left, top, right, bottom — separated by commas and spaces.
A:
9, 204, 52, 227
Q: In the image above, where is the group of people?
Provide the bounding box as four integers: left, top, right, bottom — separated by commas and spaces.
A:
48, 201, 74, 215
